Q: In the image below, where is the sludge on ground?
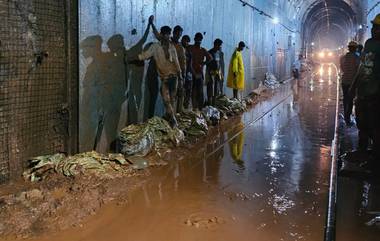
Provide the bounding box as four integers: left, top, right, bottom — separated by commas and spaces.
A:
0, 90, 268, 240
1, 73, 352, 241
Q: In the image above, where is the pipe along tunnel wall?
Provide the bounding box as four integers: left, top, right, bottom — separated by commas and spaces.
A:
78, 0, 302, 153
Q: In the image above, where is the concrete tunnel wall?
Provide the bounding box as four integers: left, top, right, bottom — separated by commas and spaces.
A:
366, 0, 380, 39
79, 0, 302, 153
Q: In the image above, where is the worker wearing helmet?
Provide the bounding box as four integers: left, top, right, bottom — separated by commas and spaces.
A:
340, 41, 360, 125
350, 14, 380, 164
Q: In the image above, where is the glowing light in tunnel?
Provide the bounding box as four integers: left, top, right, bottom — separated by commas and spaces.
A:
328, 52, 333, 57
272, 17, 280, 25
311, 42, 315, 46
358, 24, 363, 30
270, 138, 279, 150
319, 66, 324, 76
318, 52, 325, 58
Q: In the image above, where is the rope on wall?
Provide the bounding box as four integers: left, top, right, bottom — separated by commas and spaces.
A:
237, 0, 299, 33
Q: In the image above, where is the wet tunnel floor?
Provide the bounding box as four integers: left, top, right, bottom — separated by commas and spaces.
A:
336, 107, 380, 241
33, 77, 338, 241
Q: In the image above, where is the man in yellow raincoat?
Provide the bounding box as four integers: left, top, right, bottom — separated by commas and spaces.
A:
227, 41, 246, 99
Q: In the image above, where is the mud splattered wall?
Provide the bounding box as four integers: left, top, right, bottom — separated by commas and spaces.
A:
0, 0, 78, 182
79, 0, 302, 153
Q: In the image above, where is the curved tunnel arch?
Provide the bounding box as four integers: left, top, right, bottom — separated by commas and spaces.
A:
298, 0, 365, 55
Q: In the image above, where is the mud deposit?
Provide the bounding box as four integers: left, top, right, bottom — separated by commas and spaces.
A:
0, 90, 272, 240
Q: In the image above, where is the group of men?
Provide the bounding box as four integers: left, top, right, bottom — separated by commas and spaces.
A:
340, 14, 380, 165
135, 16, 246, 127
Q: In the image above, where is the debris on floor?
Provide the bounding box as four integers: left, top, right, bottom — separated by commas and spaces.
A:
202, 106, 221, 125
264, 72, 280, 89
0, 90, 271, 239
184, 214, 225, 229
23, 151, 132, 182
177, 110, 209, 137
244, 92, 260, 105
214, 95, 247, 116
118, 117, 185, 156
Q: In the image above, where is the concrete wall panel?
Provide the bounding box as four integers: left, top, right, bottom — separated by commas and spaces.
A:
79, 0, 301, 152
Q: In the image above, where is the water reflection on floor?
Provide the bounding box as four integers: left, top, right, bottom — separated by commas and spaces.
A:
34, 75, 339, 241
336, 108, 380, 241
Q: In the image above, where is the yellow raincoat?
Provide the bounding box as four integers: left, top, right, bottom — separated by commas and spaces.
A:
228, 122, 245, 162
227, 49, 245, 90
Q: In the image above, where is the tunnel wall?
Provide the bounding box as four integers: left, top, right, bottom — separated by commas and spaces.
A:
0, 0, 78, 182
366, 0, 380, 39
79, 0, 301, 153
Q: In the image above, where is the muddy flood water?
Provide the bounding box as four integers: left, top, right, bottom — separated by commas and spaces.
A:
27, 74, 339, 241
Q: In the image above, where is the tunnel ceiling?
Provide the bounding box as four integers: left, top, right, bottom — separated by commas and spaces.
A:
293, 0, 366, 49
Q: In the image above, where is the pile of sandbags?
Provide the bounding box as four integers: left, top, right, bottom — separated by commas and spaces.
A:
118, 117, 184, 157
264, 72, 280, 89
24, 92, 262, 183
23, 151, 130, 182
177, 110, 209, 137
202, 106, 221, 125
214, 95, 247, 116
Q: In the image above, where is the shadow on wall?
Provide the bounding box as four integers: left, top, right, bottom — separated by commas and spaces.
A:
79, 30, 159, 153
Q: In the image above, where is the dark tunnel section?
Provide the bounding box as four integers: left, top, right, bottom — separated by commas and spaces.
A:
301, 0, 367, 57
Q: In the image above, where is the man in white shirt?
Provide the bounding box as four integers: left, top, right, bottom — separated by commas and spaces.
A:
137, 25, 182, 127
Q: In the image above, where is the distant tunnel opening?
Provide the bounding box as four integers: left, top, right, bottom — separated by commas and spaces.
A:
301, 0, 366, 55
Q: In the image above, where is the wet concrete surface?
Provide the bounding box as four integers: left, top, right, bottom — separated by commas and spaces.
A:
30, 74, 339, 241
336, 110, 380, 240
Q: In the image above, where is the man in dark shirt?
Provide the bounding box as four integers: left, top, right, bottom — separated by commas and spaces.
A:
171, 26, 186, 113
182, 35, 193, 110
206, 39, 225, 105
188, 33, 213, 110
350, 14, 380, 162
340, 41, 360, 125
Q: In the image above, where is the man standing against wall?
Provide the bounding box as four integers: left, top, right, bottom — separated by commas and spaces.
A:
227, 41, 246, 99
137, 26, 182, 127
340, 41, 360, 125
206, 38, 225, 105
188, 33, 213, 110
171, 26, 187, 113
182, 35, 193, 110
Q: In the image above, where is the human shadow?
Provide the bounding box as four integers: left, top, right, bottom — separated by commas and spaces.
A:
142, 42, 159, 121
79, 35, 109, 152
102, 34, 129, 151
125, 24, 150, 124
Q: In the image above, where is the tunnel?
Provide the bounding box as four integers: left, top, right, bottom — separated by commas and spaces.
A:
0, 0, 380, 240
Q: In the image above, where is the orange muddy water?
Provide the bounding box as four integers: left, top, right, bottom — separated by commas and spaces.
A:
24, 74, 340, 241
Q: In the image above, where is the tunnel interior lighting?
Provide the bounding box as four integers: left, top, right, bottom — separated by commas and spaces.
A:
359, 24, 363, 30
311, 42, 315, 46
272, 17, 279, 24
328, 52, 333, 57
318, 52, 325, 58
319, 64, 324, 76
